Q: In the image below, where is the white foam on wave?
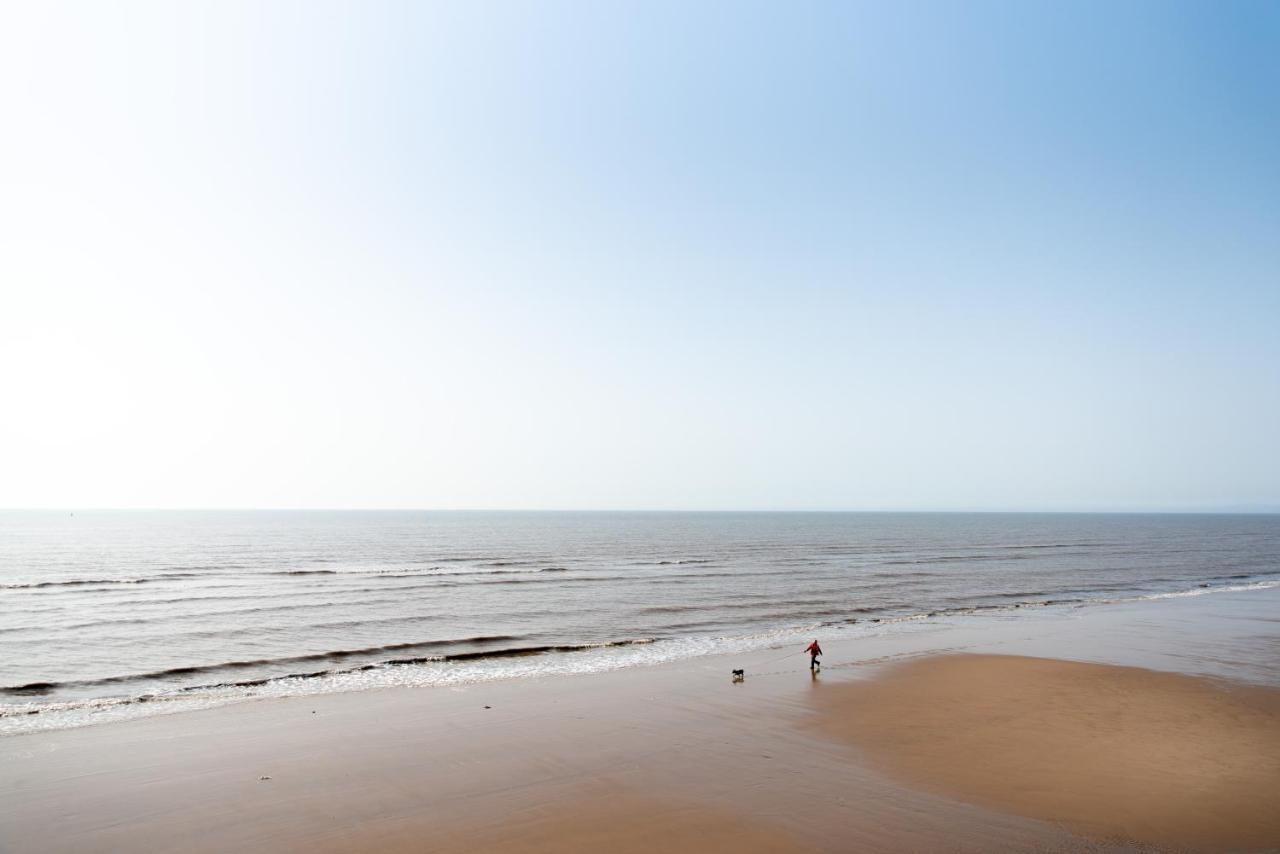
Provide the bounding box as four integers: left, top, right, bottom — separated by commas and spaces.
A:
0, 623, 844, 736
1131, 579, 1280, 601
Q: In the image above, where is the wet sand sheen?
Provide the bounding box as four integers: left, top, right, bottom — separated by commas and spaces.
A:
351, 795, 816, 854
813, 654, 1280, 851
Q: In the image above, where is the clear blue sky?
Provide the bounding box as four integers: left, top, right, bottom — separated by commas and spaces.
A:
1, 1, 1277, 510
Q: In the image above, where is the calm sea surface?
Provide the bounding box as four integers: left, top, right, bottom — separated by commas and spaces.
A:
3, 511, 1278, 734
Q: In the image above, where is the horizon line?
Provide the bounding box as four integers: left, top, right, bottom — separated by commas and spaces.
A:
3, 507, 1279, 515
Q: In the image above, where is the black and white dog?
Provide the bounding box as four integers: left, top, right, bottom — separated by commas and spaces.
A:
731, 669, 745, 682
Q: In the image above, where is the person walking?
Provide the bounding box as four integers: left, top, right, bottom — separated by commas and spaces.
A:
806, 639, 822, 671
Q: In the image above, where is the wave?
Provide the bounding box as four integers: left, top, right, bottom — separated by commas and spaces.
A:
638, 598, 832, 616
865, 570, 943, 578
1131, 579, 1280, 601
0, 635, 524, 696
995, 542, 1109, 550
0, 591, 463, 635
0, 638, 656, 702
2, 572, 204, 590
267, 565, 571, 579
643, 569, 791, 583
430, 639, 653, 664
879, 553, 1044, 566
270, 570, 342, 576
0, 568, 586, 613
448, 574, 633, 586
837, 578, 1280, 626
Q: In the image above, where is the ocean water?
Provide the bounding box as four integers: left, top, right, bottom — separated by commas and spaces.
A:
2, 511, 1278, 734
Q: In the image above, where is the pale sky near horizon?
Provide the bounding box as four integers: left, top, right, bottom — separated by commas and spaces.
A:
1, 2, 1278, 511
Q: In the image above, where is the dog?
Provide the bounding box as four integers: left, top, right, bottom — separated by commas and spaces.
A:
731, 669, 745, 682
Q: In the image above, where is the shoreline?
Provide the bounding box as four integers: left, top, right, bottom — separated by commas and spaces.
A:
2, 588, 1277, 852
6, 576, 1278, 738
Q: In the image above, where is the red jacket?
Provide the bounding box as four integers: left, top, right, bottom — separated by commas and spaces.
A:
806, 642, 822, 656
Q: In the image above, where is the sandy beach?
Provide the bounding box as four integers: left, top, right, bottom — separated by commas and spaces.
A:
2, 588, 1278, 853
814, 654, 1280, 850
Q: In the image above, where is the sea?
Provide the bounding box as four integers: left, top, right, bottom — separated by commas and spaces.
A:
3, 511, 1279, 735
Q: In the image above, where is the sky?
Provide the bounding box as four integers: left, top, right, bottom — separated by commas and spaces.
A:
1, 1, 1277, 511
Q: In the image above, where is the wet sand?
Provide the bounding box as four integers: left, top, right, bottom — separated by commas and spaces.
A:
362, 794, 817, 854
0, 647, 1100, 854
2, 589, 1278, 853
814, 654, 1280, 850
